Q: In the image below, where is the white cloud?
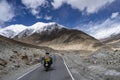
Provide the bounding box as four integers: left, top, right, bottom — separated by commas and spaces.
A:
75, 18, 120, 39
0, 0, 14, 23
44, 15, 52, 20
21, 0, 46, 16
52, 0, 115, 14
36, 15, 42, 19
92, 25, 120, 39
111, 12, 119, 19
52, 0, 65, 9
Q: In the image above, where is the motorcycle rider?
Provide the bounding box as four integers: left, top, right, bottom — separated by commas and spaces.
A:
41, 52, 53, 69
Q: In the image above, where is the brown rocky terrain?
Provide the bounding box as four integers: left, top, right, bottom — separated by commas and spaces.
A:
14, 27, 102, 51
101, 33, 120, 49
0, 23, 119, 80
0, 35, 53, 80
101, 33, 120, 43
52, 31, 120, 80
62, 47, 120, 80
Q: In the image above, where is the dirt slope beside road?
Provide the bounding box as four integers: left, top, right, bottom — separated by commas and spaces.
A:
0, 35, 53, 80
62, 48, 120, 80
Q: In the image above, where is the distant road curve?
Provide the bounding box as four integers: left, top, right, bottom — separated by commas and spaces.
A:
16, 54, 74, 80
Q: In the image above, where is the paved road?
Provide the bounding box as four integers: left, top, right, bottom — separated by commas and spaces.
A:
17, 54, 73, 80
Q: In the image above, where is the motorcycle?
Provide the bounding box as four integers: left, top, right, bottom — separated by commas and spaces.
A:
41, 56, 53, 71
44, 61, 51, 71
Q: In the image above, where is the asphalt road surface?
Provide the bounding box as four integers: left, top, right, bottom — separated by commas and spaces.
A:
17, 54, 73, 80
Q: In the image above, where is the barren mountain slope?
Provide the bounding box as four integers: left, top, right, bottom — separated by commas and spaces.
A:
0, 35, 53, 80
14, 25, 102, 51
101, 33, 120, 49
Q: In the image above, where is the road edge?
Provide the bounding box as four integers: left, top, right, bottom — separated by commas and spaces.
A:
16, 63, 41, 80
57, 54, 75, 80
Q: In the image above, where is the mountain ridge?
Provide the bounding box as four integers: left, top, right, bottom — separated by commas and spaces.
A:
0, 22, 102, 51
0, 22, 64, 38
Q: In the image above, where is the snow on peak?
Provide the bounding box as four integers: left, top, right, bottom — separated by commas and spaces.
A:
0, 22, 65, 38
0, 24, 27, 38
30, 22, 64, 33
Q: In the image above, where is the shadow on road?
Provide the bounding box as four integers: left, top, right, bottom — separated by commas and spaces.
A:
43, 67, 56, 72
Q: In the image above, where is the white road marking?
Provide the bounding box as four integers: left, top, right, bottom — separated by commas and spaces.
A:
16, 54, 75, 80
57, 54, 75, 80
16, 64, 41, 80
63, 57, 75, 80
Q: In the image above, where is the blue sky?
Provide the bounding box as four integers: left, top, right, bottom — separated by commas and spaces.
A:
0, 0, 120, 39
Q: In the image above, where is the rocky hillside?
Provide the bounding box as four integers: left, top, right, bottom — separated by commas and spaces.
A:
101, 33, 120, 43
62, 46, 120, 80
101, 33, 120, 49
0, 35, 53, 80
12, 22, 102, 51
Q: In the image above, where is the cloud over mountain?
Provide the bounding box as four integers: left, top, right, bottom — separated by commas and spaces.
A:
21, 0, 46, 16
75, 13, 120, 39
52, 0, 115, 14
0, 0, 14, 24
0, 0, 119, 40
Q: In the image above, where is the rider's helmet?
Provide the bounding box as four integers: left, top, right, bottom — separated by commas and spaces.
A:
46, 52, 49, 55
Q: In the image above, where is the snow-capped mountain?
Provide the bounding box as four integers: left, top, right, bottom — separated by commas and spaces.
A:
31, 22, 63, 32
15, 22, 64, 38
0, 22, 101, 50
13, 22, 101, 51
0, 22, 64, 38
0, 25, 27, 38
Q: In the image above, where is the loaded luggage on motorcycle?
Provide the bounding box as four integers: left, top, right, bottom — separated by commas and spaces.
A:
41, 53, 53, 71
